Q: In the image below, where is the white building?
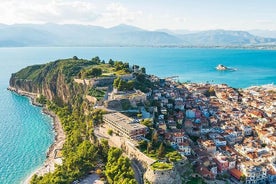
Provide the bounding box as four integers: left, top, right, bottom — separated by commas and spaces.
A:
240, 163, 267, 184
242, 125, 253, 136
103, 112, 147, 139
178, 142, 191, 156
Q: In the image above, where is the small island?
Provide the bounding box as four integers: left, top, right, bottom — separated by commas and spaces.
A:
216, 64, 237, 71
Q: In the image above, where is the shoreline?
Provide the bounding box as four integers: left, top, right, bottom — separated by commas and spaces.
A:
7, 87, 66, 184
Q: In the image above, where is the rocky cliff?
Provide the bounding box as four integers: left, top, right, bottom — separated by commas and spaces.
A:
10, 57, 152, 107
9, 58, 95, 104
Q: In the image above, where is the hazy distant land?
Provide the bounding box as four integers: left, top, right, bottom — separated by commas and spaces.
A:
0, 23, 276, 49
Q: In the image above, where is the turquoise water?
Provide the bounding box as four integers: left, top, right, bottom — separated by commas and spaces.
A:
0, 47, 276, 183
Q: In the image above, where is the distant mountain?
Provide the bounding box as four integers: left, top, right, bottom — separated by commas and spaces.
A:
108, 24, 143, 32
0, 24, 275, 47
248, 30, 276, 38
156, 29, 199, 35
177, 30, 276, 46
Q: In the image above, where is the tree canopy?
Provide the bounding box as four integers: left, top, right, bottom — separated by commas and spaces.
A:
105, 148, 137, 184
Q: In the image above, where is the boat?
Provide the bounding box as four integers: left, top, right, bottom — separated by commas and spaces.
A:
216, 64, 237, 71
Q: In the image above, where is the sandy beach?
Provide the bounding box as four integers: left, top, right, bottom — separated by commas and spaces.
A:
7, 87, 66, 184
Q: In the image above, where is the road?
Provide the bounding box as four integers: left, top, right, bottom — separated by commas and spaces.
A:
79, 174, 104, 184
94, 125, 144, 184
131, 160, 144, 184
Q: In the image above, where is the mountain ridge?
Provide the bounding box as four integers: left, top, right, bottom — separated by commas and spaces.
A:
1, 23, 276, 47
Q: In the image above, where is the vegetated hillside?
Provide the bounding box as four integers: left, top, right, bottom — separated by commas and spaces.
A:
9, 56, 152, 104
10, 57, 95, 104
10, 57, 147, 183
1, 23, 276, 47
16, 58, 141, 184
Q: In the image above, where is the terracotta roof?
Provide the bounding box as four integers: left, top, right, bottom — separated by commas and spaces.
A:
268, 168, 276, 175
196, 166, 215, 179
229, 168, 243, 180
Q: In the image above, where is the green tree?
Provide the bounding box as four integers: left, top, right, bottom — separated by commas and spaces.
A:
36, 94, 47, 105
133, 65, 139, 71
105, 148, 137, 184
141, 118, 153, 127
108, 59, 114, 66
113, 77, 121, 89
92, 56, 101, 64
107, 129, 113, 136
151, 131, 158, 146
138, 140, 148, 151
141, 67, 146, 74
85, 68, 102, 78
157, 142, 165, 158
147, 142, 152, 154
127, 80, 135, 90
99, 139, 109, 161
240, 175, 246, 183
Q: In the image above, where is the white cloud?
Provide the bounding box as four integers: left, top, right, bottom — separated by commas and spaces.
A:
0, 0, 144, 27
0, 0, 99, 24
94, 2, 143, 27
1, 0, 274, 30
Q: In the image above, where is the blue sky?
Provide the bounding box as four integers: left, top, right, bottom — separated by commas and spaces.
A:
0, 0, 275, 30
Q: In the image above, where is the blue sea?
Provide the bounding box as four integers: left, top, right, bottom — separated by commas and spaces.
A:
1, 47, 276, 183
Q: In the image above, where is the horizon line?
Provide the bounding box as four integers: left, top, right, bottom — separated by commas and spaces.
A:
1, 22, 276, 32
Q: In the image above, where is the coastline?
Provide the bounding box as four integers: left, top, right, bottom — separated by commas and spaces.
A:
7, 87, 66, 184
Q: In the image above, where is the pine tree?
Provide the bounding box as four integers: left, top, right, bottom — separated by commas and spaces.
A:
147, 142, 152, 154
157, 142, 165, 158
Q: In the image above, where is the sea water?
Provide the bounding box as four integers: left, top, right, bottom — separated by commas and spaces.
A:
0, 47, 276, 183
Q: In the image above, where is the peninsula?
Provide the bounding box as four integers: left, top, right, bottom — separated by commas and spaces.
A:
9, 56, 276, 184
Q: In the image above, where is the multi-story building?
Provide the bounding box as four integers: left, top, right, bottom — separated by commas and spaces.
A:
239, 162, 267, 184
103, 112, 147, 139
241, 125, 253, 136
198, 139, 216, 154
178, 141, 191, 156
214, 156, 229, 172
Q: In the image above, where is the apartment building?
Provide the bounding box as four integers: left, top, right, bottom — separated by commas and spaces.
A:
103, 112, 147, 139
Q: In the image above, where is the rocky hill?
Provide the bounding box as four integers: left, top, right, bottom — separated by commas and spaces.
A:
10, 58, 90, 104
9, 57, 152, 106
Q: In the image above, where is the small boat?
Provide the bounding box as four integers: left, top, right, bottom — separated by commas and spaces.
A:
216, 64, 237, 71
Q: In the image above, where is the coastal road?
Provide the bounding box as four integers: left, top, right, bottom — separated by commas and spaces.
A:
131, 160, 144, 184
79, 174, 103, 184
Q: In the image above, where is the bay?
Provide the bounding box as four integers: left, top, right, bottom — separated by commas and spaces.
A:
0, 47, 276, 183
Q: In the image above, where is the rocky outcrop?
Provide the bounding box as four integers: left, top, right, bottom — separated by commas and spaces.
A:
9, 59, 89, 104
9, 77, 39, 93
104, 99, 132, 110
143, 159, 189, 184
10, 72, 72, 103
144, 166, 181, 184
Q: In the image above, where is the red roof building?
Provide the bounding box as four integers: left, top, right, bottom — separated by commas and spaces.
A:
229, 168, 243, 180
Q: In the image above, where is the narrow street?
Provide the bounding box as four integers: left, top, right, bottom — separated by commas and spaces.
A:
131, 160, 144, 184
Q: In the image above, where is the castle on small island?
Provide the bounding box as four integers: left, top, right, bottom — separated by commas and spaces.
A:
216, 64, 237, 71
